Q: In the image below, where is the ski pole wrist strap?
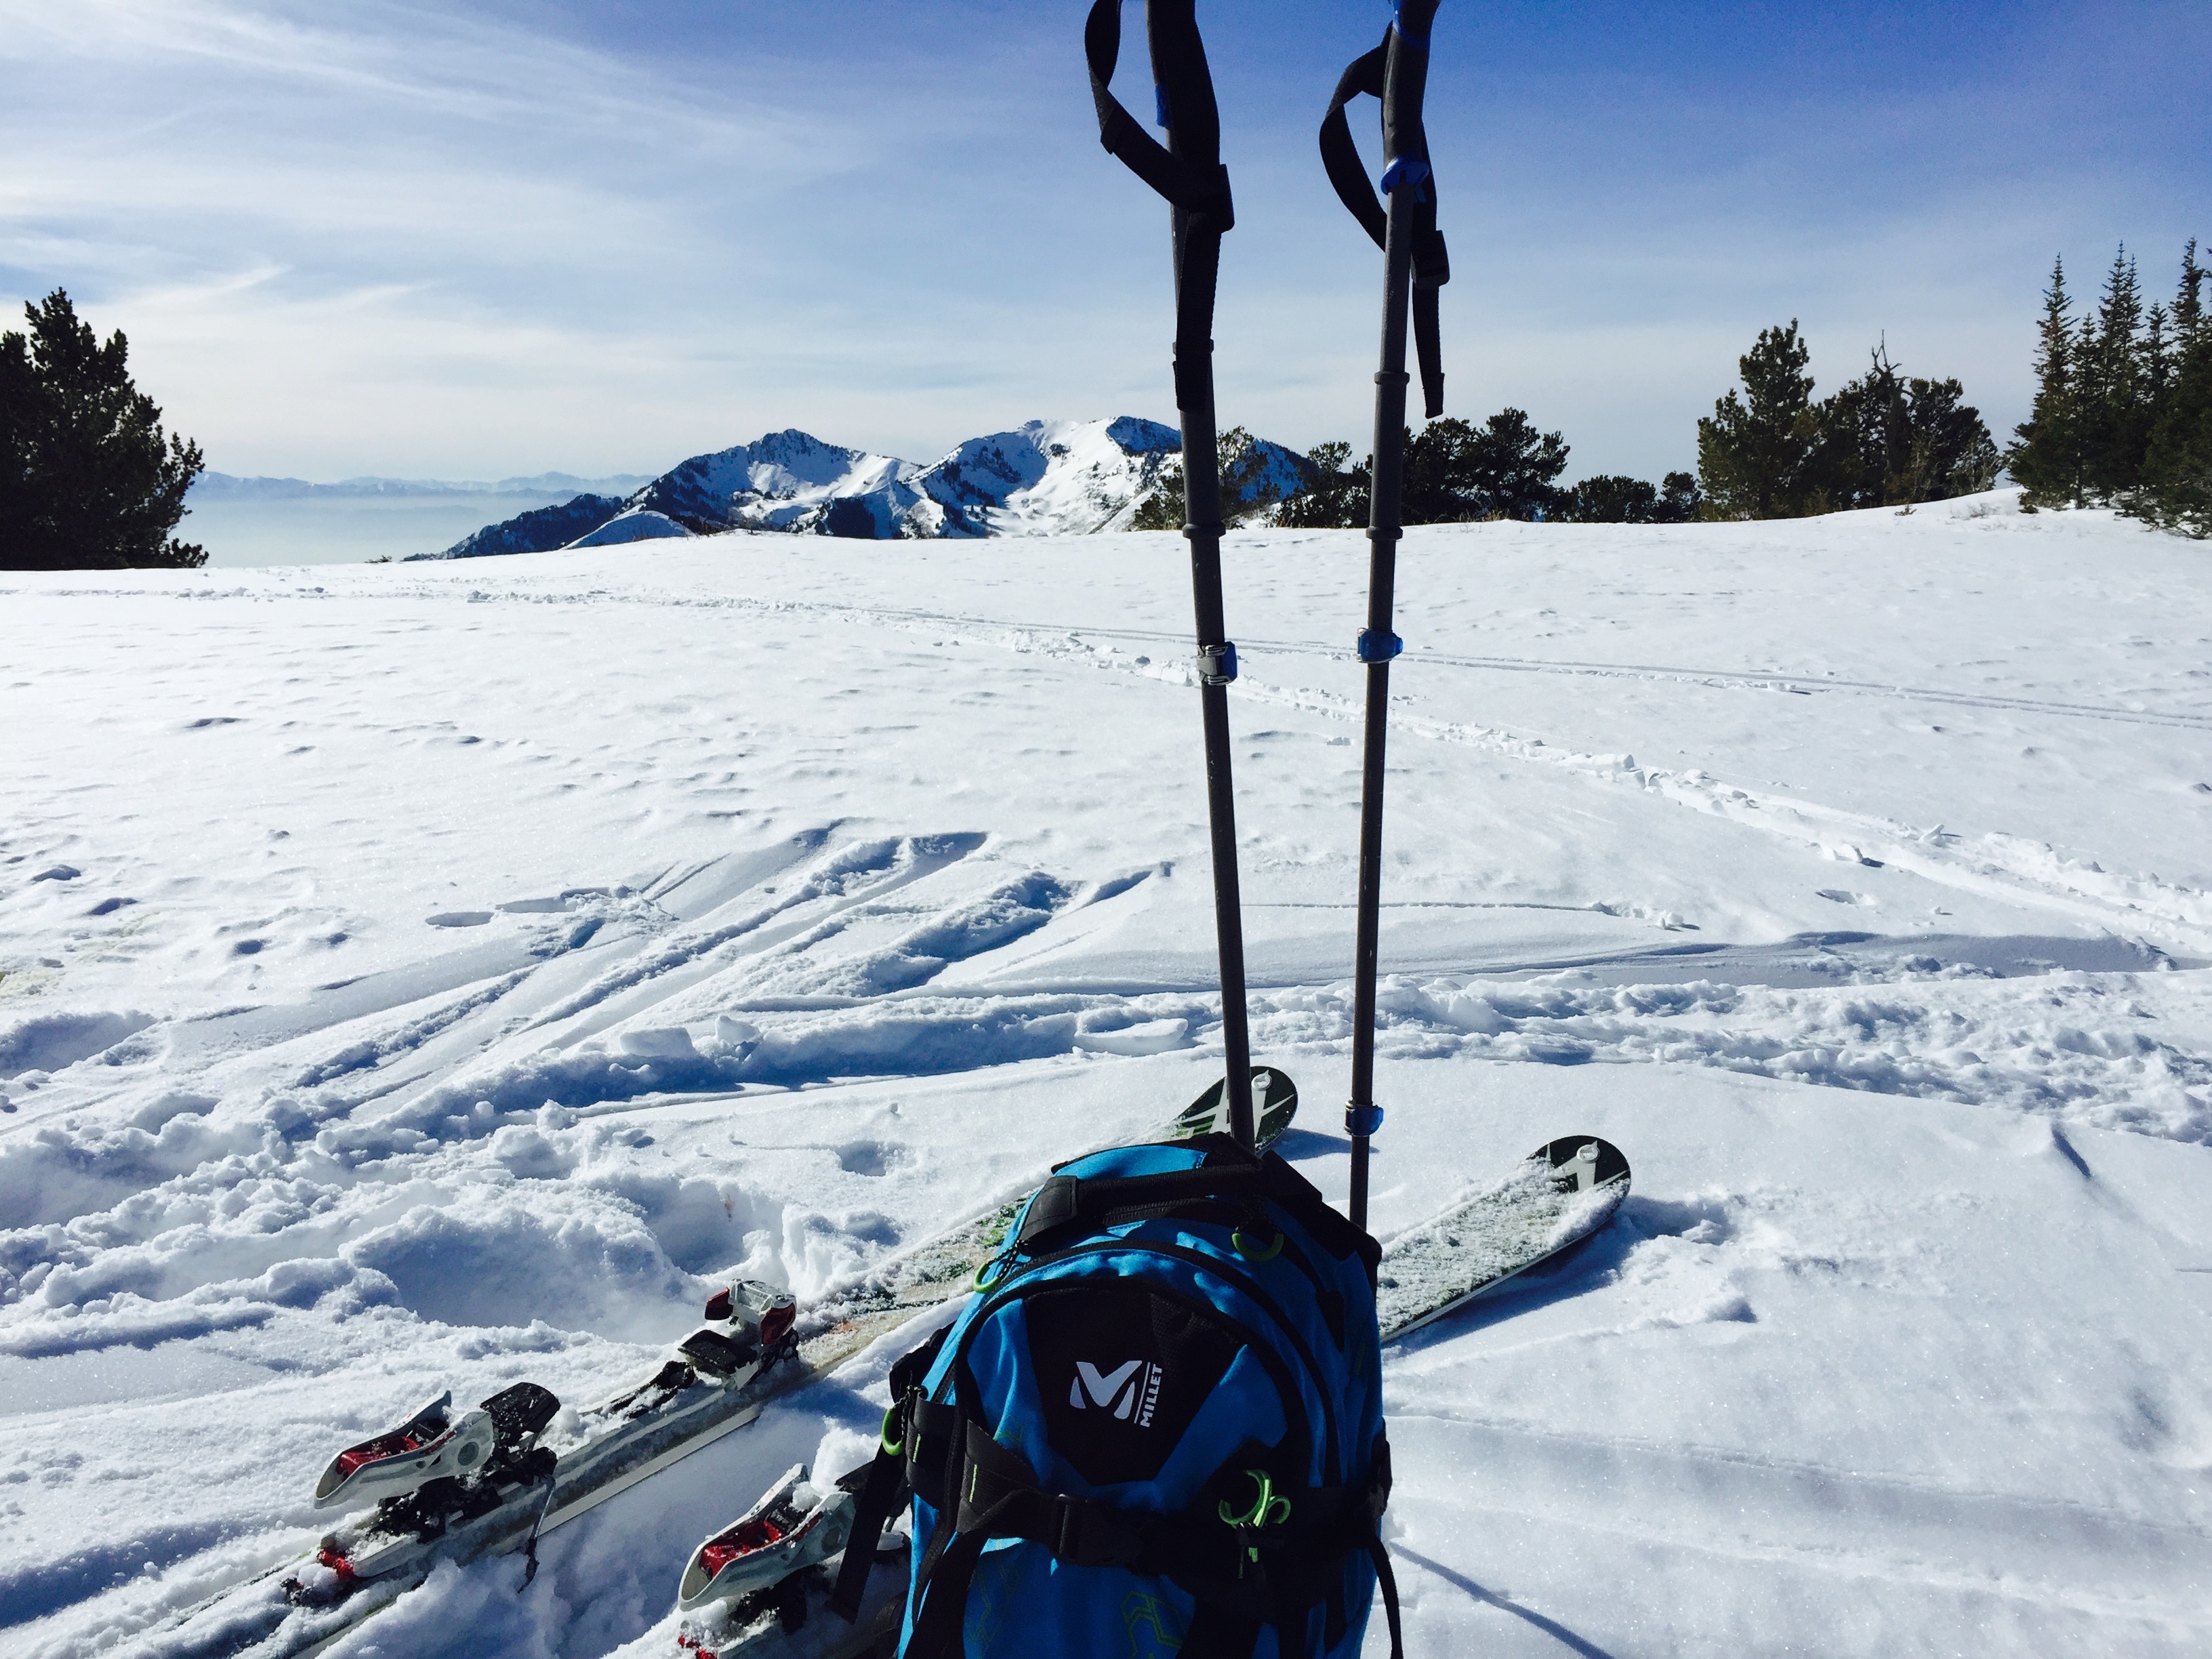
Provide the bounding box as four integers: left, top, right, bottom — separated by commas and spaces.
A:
1319, 16, 1451, 417
1083, 0, 1234, 232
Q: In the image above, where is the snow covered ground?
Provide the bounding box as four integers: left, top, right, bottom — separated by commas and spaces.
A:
3, 489, 2209, 1658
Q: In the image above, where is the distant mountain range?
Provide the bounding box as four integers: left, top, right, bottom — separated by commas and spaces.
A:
192, 471, 655, 501
411, 418, 1310, 559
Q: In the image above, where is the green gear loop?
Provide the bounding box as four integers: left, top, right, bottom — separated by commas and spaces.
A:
1231, 1227, 1284, 1262
880, 1399, 905, 1456
973, 1249, 1017, 1292
1216, 1469, 1292, 1530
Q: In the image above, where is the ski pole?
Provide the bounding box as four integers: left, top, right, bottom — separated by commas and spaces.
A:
1320, 0, 1451, 1227
1084, 0, 1256, 1148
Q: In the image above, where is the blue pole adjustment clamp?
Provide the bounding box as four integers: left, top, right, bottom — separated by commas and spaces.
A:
1378, 155, 1432, 197
1345, 1103, 1384, 1137
1197, 641, 1239, 685
1357, 630, 1404, 663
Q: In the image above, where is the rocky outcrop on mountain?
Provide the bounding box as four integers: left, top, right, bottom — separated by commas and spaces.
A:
436, 493, 631, 559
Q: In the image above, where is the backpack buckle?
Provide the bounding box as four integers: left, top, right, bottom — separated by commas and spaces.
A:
1044, 1492, 1143, 1568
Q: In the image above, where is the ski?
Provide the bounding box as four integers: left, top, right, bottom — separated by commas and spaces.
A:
120, 1067, 1297, 1659
1377, 1135, 1631, 1343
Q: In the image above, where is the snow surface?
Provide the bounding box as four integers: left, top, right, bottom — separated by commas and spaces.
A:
3, 489, 2210, 1658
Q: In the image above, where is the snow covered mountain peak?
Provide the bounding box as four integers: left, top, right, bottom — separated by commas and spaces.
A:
634, 429, 922, 537
912, 415, 1183, 538
419, 416, 1301, 558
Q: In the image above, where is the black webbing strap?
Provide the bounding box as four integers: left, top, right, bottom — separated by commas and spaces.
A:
1367, 1537, 1406, 1658
1017, 1142, 1382, 1282
1017, 1158, 1278, 1251
1085, 0, 1235, 416
827, 1441, 905, 1622
903, 1413, 1405, 1656
1319, 19, 1450, 417
905, 1425, 1153, 1657
1084, 0, 1233, 226
829, 1326, 952, 1622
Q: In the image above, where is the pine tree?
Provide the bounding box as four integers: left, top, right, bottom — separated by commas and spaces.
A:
1278, 441, 1368, 528
2139, 239, 2212, 537
0, 289, 206, 569
1562, 475, 1658, 523
1901, 377, 2001, 500
1811, 342, 1912, 510
2173, 239, 2205, 346
1656, 472, 1704, 523
1557, 469, 1702, 524
2078, 247, 2151, 499
1400, 411, 1570, 522
1696, 321, 1820, 518
1132, 426, 1282, 531
2143, 302, 2171, 415
2007, 258, 2083, 508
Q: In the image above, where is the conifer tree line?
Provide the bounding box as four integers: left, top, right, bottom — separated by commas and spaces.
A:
1222, 322, 2001, 531
2, 289, 207, 570
2009, 241, 2211, 535
1221, 240, 2209, 537
1695, 323, 1999, 517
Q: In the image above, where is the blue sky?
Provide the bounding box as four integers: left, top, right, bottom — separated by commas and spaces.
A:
3, 0, 2206, 484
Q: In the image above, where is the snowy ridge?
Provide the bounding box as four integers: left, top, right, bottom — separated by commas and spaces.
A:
417, 417, 1306, 557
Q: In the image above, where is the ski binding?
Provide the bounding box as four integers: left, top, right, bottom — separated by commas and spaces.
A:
313, 1389, 500, 1510
678, 1461, 853, 1612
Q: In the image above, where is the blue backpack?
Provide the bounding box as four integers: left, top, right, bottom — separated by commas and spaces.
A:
834, 1135, 1401, 1659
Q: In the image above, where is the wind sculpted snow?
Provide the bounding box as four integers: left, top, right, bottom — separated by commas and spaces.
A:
3, 490, 2210, 1657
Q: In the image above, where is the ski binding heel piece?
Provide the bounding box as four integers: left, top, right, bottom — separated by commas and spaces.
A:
313, 1390, 496, 1509
702, 1280, 797, 1350
676, 1462, 855, 1612
679, 1281, 798, 1385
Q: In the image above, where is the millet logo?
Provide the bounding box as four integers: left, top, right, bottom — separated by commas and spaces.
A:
1069, 1359, 1162, 1427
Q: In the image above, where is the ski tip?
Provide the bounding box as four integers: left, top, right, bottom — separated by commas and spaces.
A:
1531, 1134, 1630, 1193
1172, 1065, 1298, 1149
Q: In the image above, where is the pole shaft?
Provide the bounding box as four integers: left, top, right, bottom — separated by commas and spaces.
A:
1159, 20, 1254, 1151
1183, 354, 1254, 1149
1348, 136, 1418, 1229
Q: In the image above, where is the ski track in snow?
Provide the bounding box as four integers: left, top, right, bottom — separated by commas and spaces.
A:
3, 495, 2211, 1658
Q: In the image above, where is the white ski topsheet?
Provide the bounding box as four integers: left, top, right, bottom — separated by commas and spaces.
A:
1374, 1155, 1625, 1341
5, 497, 2212, 1659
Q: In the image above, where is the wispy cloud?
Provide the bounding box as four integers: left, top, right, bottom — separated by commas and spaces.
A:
3, 0, 2207, 482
